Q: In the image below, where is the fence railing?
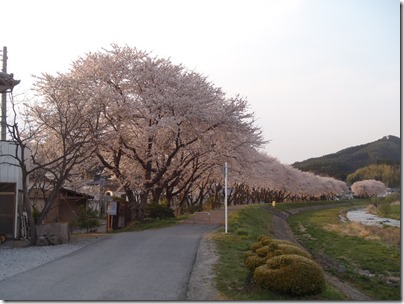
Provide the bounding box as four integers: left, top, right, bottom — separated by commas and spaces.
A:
192, 211, 211, 224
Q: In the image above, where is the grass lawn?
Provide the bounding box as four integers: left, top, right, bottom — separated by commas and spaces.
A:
287, 206, 400, 300
211, 205, 346, 300
387, 204, 401, 220
274, 199, 368, 211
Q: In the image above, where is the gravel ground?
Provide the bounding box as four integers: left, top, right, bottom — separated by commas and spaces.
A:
0, 234, 107, 281
186, 232, 224, 300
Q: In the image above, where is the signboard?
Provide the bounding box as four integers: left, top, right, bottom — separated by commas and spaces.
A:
107, 201, 118, 215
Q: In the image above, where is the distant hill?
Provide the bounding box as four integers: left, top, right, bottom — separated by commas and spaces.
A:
292, 135, 401, 181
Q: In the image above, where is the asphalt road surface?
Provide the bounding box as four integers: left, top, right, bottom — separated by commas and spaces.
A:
0, 223, 218, 301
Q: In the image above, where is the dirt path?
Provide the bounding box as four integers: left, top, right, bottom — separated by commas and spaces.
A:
182, 204, 248, 225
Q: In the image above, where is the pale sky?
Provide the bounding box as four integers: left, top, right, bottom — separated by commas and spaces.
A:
2, 0, 400, 164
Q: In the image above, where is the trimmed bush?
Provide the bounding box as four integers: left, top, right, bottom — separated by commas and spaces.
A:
250, 241, 265, 251
244, 254, 267, 271
244, 236, 312, 272
253, 254, 326, 296
257, 235, 298, 247
244, 235, 324, 297
272, 239, 297, 247
255, 245, 271, 257
145, 203, 174, 219
266, 244, 312, 260
257, 235, 273, 245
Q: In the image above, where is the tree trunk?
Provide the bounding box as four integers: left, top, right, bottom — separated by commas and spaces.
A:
36, 186, 61, 225
137, 191, 148, 221
19, 147, 37, 245
22, 179, 36, 245
125, 188, 139, 222
151, 187, 163, 204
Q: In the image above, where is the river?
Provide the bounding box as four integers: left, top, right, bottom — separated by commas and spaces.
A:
346, 208, 400, 228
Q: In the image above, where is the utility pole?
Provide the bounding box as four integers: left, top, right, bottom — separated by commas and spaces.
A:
1, 46, 7, 141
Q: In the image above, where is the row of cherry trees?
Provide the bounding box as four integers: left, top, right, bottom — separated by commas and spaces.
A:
10, 45, 349, 226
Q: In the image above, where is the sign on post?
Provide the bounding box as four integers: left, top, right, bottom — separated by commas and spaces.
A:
107, 201, 117, 215
107, 201, 117, 231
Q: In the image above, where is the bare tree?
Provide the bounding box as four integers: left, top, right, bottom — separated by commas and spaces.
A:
27, 73, 100, 224
1, 75, 99, 244
3, 94, 40, 244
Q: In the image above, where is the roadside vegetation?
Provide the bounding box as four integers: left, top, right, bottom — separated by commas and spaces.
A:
287, 203, 400, 300
274, 199, 367, 211
107, 202, 188, 232
211, 205, 345, 300
367, 193, 401, 220
110, 217, 181, 232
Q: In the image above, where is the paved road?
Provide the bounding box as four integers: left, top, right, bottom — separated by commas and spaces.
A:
0, 223, 219, 301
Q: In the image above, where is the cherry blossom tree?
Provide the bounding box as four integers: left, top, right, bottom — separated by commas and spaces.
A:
351, 179, 387, 197
219, 150, 350, 204
12, 44, 354, 232
58, 45, 266, 220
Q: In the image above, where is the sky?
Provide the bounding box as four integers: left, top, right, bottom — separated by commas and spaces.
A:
2, 0, 400, 164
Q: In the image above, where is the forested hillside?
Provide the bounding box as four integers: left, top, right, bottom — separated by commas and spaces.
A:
292, 136, 401, 181
346, 164, 400, 188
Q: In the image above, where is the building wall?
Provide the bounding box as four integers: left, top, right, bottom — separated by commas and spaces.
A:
0, 141, 28, 238
0, 141, 24, 190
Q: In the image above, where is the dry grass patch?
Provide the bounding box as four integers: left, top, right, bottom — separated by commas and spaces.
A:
365, 204, 377, 214
324, 222, 400, 247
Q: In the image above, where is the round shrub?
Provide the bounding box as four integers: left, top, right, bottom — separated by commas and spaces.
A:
244, 254, 267, 271
266, 244, 312, 260
253, 254, 326, 296
255, 245, 271, 257
244, 250, 255, 258
271, 239, 297, 247
145, 203, 174, 219
257, 235, 273, 245
250, 241, 265, 251
256, 235, 300, 249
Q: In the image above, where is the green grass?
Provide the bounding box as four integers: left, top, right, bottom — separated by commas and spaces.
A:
387, 204, 400, 220
371, 193, 401, 220
287, 207, 401, 300
274, 199, 368, 211
211, 205, 346, 300
376, 203, 401, 220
